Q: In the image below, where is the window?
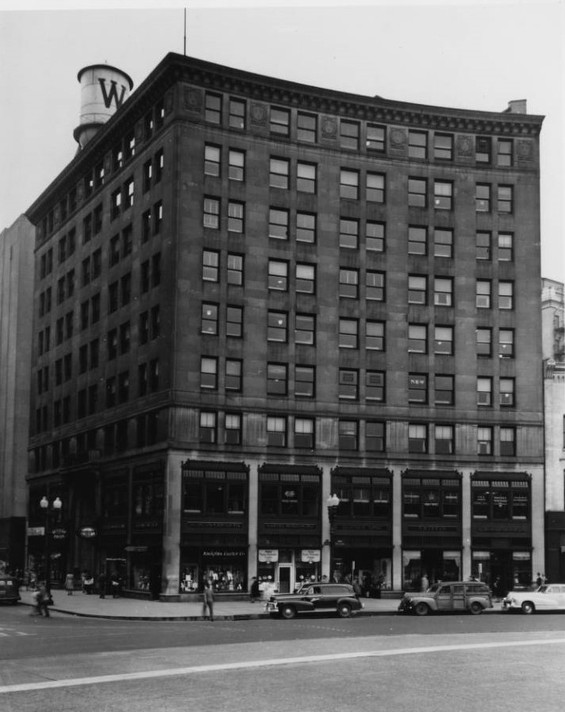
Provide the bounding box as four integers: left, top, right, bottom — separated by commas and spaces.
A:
498, 281, 514, 310
268, 260, 288, 290
200, 357, 218, 389
477, 427, 493, 455
408, 275, 427, 305
477, 377, 492, 406
124, 178, 134, 209
435, 425, 454, 454
476, 280, 491, 308
497, 139, 513, 167
297, 112, 317, 143
268, 311, 288, 342
267, 417, 286, 447
339, 420, 358, 450
202, 250, 219, 281
269, 157, 289, 189
434, 181, 453, 210
227, 201, 244, 233
366, 271, 385, 301
225, 413, 242, 445
498, 185, 513, 213
296, 263, 315, 294
500, 427, 516, 456
121, 272, 132, 304
225, 359, 242, 391
339, 218, 359, 249
203, 197, 220, 229
201, 303, 218, 334
296, 212, 316, 243
226, 305, 243, 337
228, 149, 245, 181
295, 365, 315, 397
205, 92, 222, 124
408, 130, 427, 159
500, 378, 515, 406
408, 374, 427, 404
408, 324, 427, 353
295, 313, 315, 345
297, 162, 316, 193
119, 321, 130, 354
435, 374, 454, 405
367, 123, 386, 152
498, 232, 513, 261
409, 424, 427, 453
155, 149, 164, 182
228, 97, 246, 129
408, 178, 427, 208
434, 277, 453, 306
476, 231, 491, 260
340, 169, 359, 200
366, 320, 384, 351
269, 208, 289, 239
476, 328, 492, 356
499, 329, 514, 358
476, 184, 491, 212
408, 225, 427, 255
366, 371, 385, 401
200, 411, 217, 443
270, 107, 290, 136
476, 136, 491, 163
339, 369, 359, 399
366, 421, 385, 452
227, 253, 244, 286
339, 318, 359, 349
366, 173, 385, 202
339, 268, 359, 298
204, 144, 221, 176
295, 418, 314, 449
366, 221, 385, 252
340, 120, 360, 150
433, 326, 453, 355
434, 228, 453, 258
434, 133, 453, 160
118, 371, 129, 403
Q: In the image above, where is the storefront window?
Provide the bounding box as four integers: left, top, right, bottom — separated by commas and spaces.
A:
471, 479, 530, 520
333, 472, 391, 518
259, 472, 321, 516
182, 470, 247, 516
206, 482, 225, 513
403, 476, 461, 519
352, 486, 371, 517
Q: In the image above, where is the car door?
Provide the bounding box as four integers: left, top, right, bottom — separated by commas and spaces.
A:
436, 584, 453, 611
451, 584, 466, 611
539, 585, 562, 611
304, 585, 323, 611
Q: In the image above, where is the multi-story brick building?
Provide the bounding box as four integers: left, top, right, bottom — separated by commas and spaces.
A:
25, 53, 544, 599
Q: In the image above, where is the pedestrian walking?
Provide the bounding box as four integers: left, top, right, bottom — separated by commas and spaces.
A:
32, 582, 51, 617
202, 580, 214, 621
249, 576, 261, 603
98, 571, 107, 599
64, 572, 74, 595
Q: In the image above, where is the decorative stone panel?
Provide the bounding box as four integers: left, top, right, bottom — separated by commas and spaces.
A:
250, 102, 268, 126
184, 87, 203, 113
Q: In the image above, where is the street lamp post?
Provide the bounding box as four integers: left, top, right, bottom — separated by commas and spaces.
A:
326, 493, 340, 582
40, 496, 62, 590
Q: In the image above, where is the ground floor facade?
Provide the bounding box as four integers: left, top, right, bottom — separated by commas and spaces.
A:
26, 451, 544, 599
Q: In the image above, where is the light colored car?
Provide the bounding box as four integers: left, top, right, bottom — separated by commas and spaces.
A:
398, 581, 493, 616
502, 584, 565, 614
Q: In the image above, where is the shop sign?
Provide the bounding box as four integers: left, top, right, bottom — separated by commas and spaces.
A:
258, 549, 279, 563
52, 528, 67, 540
202, 550, 246, 558
301, 549, 320, 563
27, 527, 45, 536
124, 546, 149, 552
78, 527, 97, 539
281, 489, 297, 503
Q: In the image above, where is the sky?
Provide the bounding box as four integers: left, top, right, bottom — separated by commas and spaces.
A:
1, 0, 563, 282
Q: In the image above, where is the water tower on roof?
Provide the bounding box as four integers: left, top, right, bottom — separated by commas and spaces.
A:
74, 63, 134, 150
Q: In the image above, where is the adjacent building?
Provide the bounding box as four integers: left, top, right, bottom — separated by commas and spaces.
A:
0, 215, 35, 573
25, 53, 545, 598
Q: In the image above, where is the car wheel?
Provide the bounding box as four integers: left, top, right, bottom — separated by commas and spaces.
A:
337, 603, 352, 618
414, 602, 430, 616
280, 604, 296, 620
521, 601, 535, 615
469, 601, 483, 615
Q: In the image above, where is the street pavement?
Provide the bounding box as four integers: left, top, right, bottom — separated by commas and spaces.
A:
17, 589, 504, 620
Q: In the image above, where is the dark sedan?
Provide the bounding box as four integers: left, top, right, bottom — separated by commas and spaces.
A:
265, 582, 363, 619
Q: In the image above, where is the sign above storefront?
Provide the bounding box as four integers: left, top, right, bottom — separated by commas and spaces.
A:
52, 528, 67, 540
78, 527, 97, 539
301, 549, 321, 563
258, 549, 279, 563
27, 527, 45, 536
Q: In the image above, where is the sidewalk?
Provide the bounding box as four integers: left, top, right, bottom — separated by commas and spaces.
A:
18, 589, 403, 621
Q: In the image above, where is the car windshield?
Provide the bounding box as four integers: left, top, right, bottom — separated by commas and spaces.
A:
427, 584, 441, 593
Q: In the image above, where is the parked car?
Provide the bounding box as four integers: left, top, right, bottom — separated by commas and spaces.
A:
265, 582, 364, 619
0, 574, 20, 605
502, 584, 565, 614
398, 581, 493, 616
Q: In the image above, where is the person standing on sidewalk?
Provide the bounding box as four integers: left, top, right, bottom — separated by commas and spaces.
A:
202, 580, 214, 621
98, 571, 107, 599
249, 576, 261, 603
64, 572, 74, 595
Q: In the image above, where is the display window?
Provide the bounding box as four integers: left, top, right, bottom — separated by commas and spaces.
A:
180, 548, 246, 593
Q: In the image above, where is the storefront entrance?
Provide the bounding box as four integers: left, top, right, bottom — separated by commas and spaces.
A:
472, 550, 531, 596
403, 549, 461, 591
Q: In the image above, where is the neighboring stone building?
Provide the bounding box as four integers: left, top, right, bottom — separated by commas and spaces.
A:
542, 278, 565, 582
0, 215, 35, 573
25, 53, 544, 598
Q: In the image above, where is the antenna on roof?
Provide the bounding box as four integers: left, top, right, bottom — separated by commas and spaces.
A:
183, 7, 187, 56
